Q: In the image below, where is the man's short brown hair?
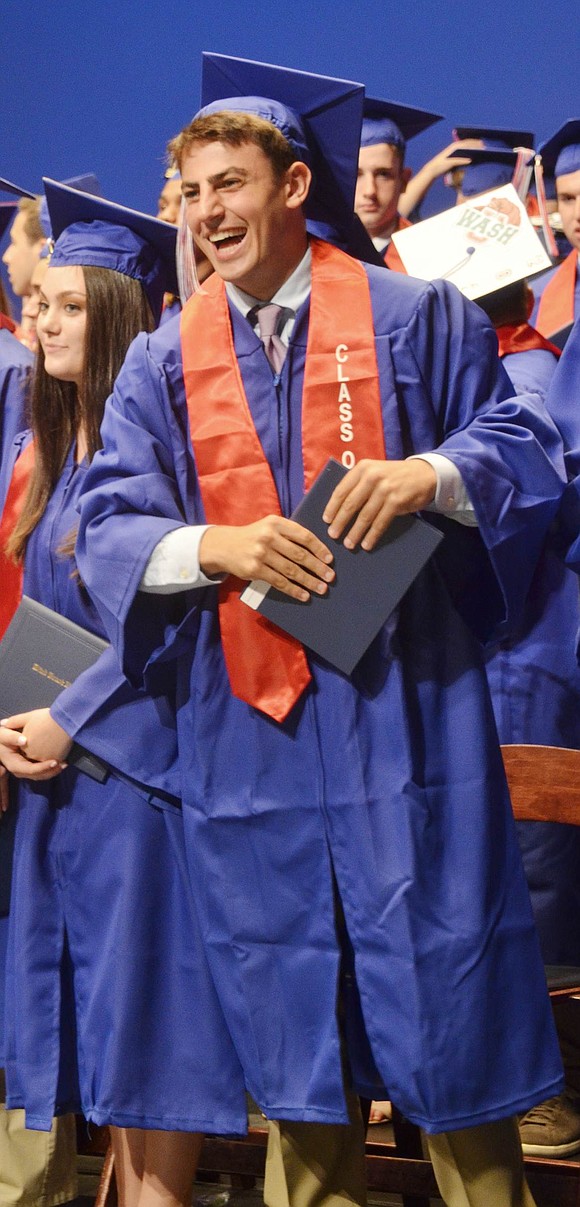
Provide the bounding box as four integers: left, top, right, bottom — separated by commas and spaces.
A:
168, 111, 298, 180
18, 196, 45, 245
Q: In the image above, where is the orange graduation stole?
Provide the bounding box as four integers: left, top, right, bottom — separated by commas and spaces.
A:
535, 250, 578, 338
180, 238, 386, 722
0, 440, 35, 640
496, 322, 561, 360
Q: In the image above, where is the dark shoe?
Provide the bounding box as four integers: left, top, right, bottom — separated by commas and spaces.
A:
519, 1090, 580, 1156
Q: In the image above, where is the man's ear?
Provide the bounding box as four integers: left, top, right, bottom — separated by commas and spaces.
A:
285, 161, 312, 209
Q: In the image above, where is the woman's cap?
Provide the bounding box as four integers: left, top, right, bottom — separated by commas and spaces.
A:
43, 177, 178, 322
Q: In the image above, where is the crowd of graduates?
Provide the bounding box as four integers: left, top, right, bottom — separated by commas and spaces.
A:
1, 52, 580, 1207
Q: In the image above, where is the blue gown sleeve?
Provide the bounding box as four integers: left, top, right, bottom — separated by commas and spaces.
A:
0, 332, 33, 476
501, 348, 558, 401
49, 646, 181, 801
391, 281, 566, 640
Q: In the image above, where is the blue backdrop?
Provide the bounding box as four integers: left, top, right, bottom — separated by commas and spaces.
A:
2, 0, 579, 290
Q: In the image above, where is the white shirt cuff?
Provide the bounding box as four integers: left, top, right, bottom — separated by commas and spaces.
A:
408, 453, 478, 527
139, 525, 224, 593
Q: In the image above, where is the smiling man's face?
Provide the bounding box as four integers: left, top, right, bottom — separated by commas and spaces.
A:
181, 139, 308, 300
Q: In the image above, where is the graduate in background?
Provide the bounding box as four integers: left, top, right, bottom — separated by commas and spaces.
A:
157, 164, 213, 325
367, 137, 580, 1155
445, 144, 564, 395
157, 167, 182, 225
0, 180, 247, 1207
354, 96, 442, 269
0, 201, 33, 462
1, 180, 46, 326
0, 201, 17, 318
474, 268, 580, 1161
157, 165, 183, 325
399, 125, 535, 222
533, 121, 580, 339
548, 317, 580, 565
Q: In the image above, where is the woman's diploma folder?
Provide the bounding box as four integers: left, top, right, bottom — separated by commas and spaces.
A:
0, 596, 109, 781
241, 459, 444, 675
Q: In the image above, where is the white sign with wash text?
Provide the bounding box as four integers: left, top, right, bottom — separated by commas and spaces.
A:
391, 184, 550, 299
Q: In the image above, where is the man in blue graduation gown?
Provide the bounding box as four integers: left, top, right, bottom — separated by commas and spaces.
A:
77, 56, 566, 1207
354, 96, 442, 269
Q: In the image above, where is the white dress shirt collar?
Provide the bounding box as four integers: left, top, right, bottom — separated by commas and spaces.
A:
225, 245, 312, 336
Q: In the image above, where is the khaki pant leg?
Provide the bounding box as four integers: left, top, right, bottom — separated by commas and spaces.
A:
425, 1117, 537, 1207
264, 1092, 367, 1207
0, 1100, 77, 1207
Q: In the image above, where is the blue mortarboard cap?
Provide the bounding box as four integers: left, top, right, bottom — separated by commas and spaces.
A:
39, 173, 102, 239
0, 201, 17, 242
448, 128, 535, 198
197, 52, 383, 266
539, 120, 580, 179
361, 97, 443, 152
447, 146, 526, 197
453, 125, 535, 148
199, 95, 312, 166
0, 177, 36, 200
43, 178, 178, 323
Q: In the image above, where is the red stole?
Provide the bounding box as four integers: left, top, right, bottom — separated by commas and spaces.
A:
536, 250, 577, 338
385, 215, 411, 274
0, 440, 35, 640
496, 322, 561, 360
180, 238, 386, 722
0, 313, 16, 334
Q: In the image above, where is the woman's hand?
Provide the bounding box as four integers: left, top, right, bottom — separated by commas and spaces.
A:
0, 721, 61, 780
0, 710, 71, 781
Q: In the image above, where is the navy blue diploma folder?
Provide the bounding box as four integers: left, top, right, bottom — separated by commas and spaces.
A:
0, 596, 109, 782
241, 458, 444, 675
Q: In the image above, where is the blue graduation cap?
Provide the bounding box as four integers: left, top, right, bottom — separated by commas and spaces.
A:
43, 178, 178, 323
39, 173, 102, 240
447, 127, 535, 198
361, 98, 443, 154
539, 120, 580, 180
0, 201, 17, 243
0, 174, 104, 244
0, 177, 36, 200
453, 125, 535, 148
446, 146, 527, 197
197, 52, 383, 266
